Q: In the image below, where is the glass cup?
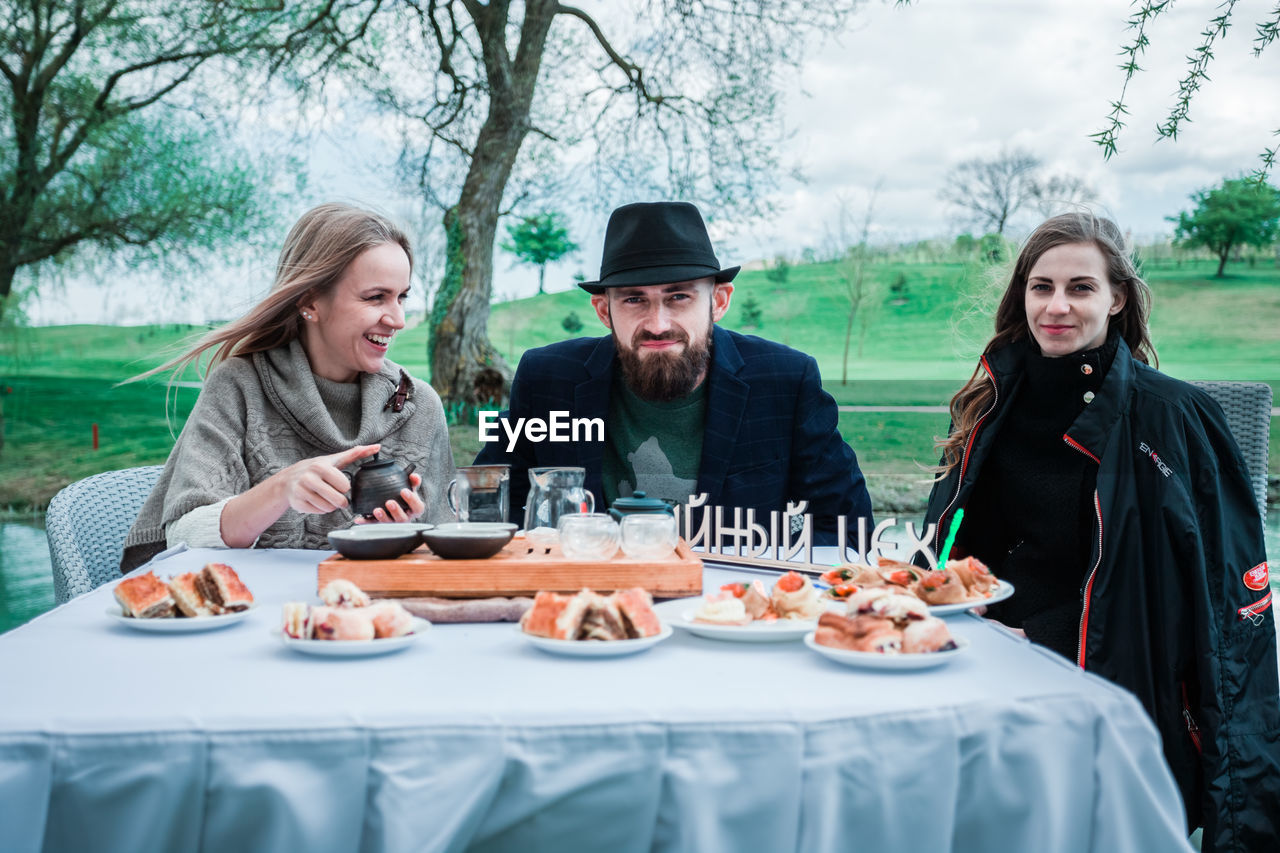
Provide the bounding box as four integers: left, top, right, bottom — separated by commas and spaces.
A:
556, 512, 621, 561
447, 464, 510, 523
619, 513, 679, 560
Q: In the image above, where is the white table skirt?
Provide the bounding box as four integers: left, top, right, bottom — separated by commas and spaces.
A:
0, 548, 1193, 853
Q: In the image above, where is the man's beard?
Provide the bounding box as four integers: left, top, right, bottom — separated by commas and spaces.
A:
615, 326, 711, 402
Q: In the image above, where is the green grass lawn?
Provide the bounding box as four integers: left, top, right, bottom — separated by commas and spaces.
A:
3, 257, 1277, 511
0, 377, 200, 506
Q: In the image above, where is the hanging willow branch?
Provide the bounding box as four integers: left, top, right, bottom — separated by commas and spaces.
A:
1094, 1, 1278, 182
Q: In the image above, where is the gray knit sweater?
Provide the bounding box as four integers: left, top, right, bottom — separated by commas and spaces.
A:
121, 339, 456, 570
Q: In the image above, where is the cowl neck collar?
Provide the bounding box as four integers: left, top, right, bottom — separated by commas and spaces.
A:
253, 338, 413, 452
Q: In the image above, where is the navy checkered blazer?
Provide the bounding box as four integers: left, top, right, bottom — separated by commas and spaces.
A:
474, 325, 873, 543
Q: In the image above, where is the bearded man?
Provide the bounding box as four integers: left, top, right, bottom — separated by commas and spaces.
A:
474, 201, 872, 542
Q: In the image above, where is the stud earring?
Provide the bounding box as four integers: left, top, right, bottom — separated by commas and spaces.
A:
301, 311, 312, 320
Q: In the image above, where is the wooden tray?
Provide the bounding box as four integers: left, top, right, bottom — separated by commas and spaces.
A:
317, 535, 702, 599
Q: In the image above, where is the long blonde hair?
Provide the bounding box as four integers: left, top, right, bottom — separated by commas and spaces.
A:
133, 203, 412, 383
936, 213, 1157, 476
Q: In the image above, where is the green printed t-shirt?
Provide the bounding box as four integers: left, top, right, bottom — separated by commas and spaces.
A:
602, 371, 706, 508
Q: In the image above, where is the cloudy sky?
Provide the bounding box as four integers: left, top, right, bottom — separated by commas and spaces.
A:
26, 0, 1278, 324
758, 0, 1276, 246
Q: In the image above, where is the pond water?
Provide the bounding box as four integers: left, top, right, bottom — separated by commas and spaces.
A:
0, 518, 54, 634
2, 513, 1280, 635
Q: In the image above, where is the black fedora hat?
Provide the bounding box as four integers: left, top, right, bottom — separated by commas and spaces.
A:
578, 201, 740, 294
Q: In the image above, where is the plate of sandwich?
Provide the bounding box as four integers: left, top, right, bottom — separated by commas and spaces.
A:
519, 623, 674, 657
518, 587, 672, 657
110, 564, 256, 632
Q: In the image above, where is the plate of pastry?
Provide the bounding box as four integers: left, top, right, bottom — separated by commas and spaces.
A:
819, 558, 1013, 618
276, 616, 431, 657
654, 572, 826, 643
803, 607, 969, 670
925, 580, 1015, 616
276, 579, 429, 657
110, 564, 256, 632
518, 587, 672, 657
804, 632, 970, 670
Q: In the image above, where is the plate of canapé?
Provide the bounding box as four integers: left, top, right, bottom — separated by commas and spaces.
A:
655, 571, 827, 643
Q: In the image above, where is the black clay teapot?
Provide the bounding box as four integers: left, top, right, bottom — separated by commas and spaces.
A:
351, 454, 417, 519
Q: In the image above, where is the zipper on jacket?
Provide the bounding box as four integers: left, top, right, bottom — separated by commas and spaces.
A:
936, 357, 999, 555
1238, 590, 1273, 625
1064, 434, 1103, 669
1180, 681, 1203, 754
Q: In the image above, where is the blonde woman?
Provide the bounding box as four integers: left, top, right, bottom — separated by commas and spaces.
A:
121, 203, 455, 570
924, 213, 1277, 851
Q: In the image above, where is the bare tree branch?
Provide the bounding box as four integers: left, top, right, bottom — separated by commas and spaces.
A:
939, 148, 1053, 235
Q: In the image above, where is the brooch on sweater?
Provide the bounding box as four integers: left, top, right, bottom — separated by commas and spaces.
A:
384, 370, 413, 412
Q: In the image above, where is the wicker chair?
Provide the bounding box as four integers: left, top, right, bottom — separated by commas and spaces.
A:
1190, 381, 1272, 524
46, 465, 163, 604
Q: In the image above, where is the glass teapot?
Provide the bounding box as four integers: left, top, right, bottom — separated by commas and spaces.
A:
523, 467, 594, 536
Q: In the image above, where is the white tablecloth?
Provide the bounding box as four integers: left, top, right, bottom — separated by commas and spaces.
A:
0, 548, 1193, 853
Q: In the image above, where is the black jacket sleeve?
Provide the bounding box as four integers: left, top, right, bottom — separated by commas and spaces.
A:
1180, 395, 1280, 853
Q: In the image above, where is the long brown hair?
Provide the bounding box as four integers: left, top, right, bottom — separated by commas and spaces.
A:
936, 213, 1157, 476
131, 203, 412, 383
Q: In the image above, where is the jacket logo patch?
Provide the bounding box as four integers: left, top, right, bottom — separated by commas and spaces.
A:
1243, 562, 1269, 591
1137, 441, 1172, 478
1238, 591, 1272, 625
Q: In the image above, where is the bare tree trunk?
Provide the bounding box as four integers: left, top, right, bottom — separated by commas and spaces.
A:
0, 179, 38, 313
427, 0, 559, 407
430, 200, 513, 407
841, 308, 855, 385
1216, 248, 1229, 277
537, 264, 545, 295
837, 183, 880, 385
0, 265, 15, 325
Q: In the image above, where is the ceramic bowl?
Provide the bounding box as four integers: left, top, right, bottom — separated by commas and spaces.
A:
327, 523, 434, 560
421, 522, 518, 560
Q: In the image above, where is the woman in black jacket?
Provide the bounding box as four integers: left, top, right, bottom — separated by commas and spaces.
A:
924, 213, 1278, 852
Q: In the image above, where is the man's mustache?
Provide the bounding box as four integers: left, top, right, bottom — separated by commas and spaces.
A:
632, 329, 688, 347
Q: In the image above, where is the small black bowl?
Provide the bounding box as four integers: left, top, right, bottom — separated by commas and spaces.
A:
421, 522, 517, 560
327, 523, 435, 560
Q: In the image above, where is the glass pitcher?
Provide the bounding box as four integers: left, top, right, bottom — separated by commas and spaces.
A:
447, 464, 510, 523
524, 466, 595, 539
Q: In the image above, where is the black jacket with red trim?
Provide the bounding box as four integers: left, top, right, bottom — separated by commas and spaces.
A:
924, 337, 1280, 852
